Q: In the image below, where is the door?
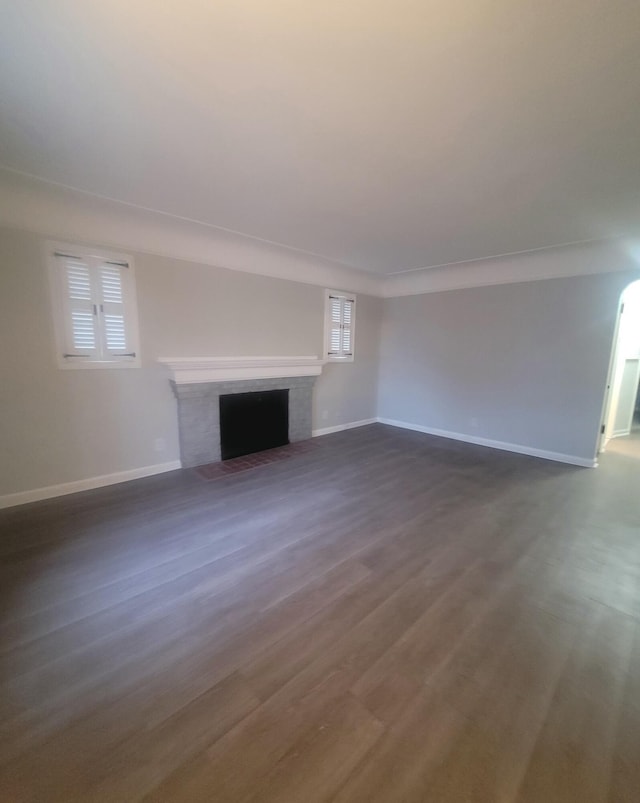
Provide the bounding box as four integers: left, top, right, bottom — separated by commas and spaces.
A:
601, 281, 640, 451
600, 302, 625, 452
611, 359, 640, 437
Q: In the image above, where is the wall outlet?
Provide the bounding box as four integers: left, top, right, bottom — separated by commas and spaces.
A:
154, 438, 166, 453
321, 410, 329, 420
470, 417, 478, 429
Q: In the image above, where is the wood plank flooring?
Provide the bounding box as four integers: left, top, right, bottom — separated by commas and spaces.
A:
0, 423, 639, 801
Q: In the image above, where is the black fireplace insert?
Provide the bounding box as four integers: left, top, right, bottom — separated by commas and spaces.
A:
219, 389, 289, 460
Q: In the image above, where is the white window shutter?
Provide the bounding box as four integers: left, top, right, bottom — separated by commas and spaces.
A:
49, 244, 140, 368
329, 295, 343, 356
342, 298, 354, 356
57, 254, 99, 360
325, 291, 356, 360
98, 262, 131, 356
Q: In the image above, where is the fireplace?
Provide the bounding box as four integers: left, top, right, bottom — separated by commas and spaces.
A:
159, 357, 326, 468
219, 389, 289, 460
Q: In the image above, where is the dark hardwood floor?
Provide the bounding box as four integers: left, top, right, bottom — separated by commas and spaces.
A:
0, 423, 638, 802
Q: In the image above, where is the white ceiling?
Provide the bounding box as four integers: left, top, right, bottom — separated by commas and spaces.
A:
1, 1, 639, 276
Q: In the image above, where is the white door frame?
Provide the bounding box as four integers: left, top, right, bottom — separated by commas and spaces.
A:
599, 299, 624, 453
599, 281, 640, 452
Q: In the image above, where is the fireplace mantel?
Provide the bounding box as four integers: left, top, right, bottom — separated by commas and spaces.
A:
158, 356, 326, 384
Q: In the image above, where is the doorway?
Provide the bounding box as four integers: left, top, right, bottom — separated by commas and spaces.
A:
600, 280, 640, 453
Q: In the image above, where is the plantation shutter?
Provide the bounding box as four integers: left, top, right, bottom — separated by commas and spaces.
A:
51, 247, 138, 365
57, 253, 99, 360
341, 297, 354, 357
98, 261, 132, 357
326, 293, 356, 359
328, 295, 343, 356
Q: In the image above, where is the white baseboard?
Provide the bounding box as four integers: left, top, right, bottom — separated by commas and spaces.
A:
312, 418, 377, 438
0, 417, 596, 511
377, 418, 597, 468
0, 460, 182, 510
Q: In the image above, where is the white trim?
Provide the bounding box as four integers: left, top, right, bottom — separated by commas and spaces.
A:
45, 240, 141, 369
0, 461, 182, 510
0, 168, 381, 297
158, 356, 326, 384
387, 237, 616, 276
598, 295, 627, 453
377, 418, 597, 468
3, 169, 639, 299
312, 418, 377, 437
0, 419, 597, 510
381, 239, 640, 298
324, 289, 356, 362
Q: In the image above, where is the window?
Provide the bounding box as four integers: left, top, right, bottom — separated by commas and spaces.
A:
47, 242, 140, 368
325, 290, 356, 361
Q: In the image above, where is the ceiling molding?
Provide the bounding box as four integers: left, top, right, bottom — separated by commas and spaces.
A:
381, 238, 640, 297
2, 3, 640, 278
0, 169, 383, 297
1, 169, 637, 299
386, 236, 617, 276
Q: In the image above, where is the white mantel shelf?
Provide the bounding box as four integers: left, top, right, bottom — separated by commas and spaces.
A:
158, 356, 327, 384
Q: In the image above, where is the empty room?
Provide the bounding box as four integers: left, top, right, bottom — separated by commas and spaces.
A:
1, 2, 640, 801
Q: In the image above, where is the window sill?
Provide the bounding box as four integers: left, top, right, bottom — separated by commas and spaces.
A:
326, 355, 354, 363
57, 358, 141, 370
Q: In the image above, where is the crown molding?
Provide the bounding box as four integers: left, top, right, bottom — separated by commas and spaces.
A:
380, 237, 640, 297
1, 168, 638, 299
0, 168, 383, 297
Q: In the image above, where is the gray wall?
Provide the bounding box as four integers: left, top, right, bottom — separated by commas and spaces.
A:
378, 273, 636, 462
0, 228, 381, 496
2, 221, 637, 499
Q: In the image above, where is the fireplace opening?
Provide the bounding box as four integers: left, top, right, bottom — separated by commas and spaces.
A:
219, 389, 289, 460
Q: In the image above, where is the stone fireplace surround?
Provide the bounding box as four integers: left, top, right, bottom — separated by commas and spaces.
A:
159, 357, 325, 468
